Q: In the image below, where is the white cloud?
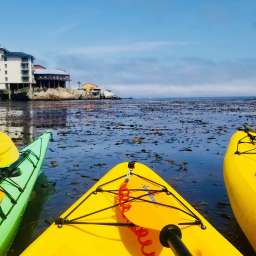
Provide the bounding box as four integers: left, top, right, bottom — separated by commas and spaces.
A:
51, 23, 80, 36
109, 79, 256, 98
39, 41, 256, 98
63, 41, 193, 56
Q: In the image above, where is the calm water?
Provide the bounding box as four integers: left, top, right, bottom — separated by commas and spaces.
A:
1, 98, 255, 255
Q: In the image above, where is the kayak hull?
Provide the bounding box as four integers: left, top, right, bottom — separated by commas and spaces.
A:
22, 162, 241, 255
0, 132, 51, 256
224, 130, 256, 251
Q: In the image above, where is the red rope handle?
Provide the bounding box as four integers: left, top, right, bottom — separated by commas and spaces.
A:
117, 181, 156, 256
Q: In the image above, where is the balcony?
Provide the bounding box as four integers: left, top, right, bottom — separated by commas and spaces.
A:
21, 57, 29, 63
21, 70, 29, 75
21, 76, 29, 82
21, 63, 29, 70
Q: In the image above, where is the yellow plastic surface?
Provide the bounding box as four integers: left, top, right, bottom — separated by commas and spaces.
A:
22, 162, 242, 255
82, 83, 99, 91
224, 130, 256, 251
0, 132, 19, 168
0, 191, 4, 203
124, 176, 196, 230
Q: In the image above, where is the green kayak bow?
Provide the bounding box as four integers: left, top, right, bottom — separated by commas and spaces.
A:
0, 132, 51, 256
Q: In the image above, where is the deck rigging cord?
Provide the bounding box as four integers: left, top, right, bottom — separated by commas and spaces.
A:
55, 163, 205, 230
236, 125, 256, 154
53, 162, 206, 255
117, 178, 155, 256
0, 138, 42, 223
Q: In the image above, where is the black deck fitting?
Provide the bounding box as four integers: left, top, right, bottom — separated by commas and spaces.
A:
128, 161, 136, 169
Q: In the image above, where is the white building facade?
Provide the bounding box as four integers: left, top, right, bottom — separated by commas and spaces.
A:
0, 47, 34, 91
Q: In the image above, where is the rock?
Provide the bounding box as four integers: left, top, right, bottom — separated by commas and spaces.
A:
31, 88, 82, 100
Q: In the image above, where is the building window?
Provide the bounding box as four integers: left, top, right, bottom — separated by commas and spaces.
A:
4, 57, 7, 61
22, 76, 29, 82
5, 70, 7, 75
5, 64, 7, 68
21, 63, 29, 69
22, 70, 29, 75
5, 77, 8, 81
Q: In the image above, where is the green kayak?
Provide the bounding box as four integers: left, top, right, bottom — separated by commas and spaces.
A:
0, 132, 51, 256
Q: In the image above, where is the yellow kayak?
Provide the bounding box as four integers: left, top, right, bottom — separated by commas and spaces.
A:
22, 162, 241, 255
224, 129, 256, 251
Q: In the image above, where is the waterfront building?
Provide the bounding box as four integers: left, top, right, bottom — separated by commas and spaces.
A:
33, 65, 70, 89
0, 47, 71, 100
0, 47, 34, 99
0, 47, 117, 100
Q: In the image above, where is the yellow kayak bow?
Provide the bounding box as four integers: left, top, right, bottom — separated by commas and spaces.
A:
22, 162, 241, 255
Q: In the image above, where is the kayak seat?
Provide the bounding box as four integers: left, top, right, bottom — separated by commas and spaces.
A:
0, 150, 31, 179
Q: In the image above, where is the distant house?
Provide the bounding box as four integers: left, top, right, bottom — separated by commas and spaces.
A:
81, 82, 118, 99
82, 83, 101, 97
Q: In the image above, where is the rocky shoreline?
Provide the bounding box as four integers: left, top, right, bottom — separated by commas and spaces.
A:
1, 87, 119, 101
31, 88, 93, 100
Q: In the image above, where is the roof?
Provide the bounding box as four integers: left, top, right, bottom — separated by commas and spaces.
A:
34, 64, 46, 70
0, 47, 34, 59
0, 48, 7, 53
6, 51, 34, 59
82, 83, 100, 91
34, 68, 69, 76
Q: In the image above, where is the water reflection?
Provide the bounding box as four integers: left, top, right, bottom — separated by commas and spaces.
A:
0, 101, 68, 145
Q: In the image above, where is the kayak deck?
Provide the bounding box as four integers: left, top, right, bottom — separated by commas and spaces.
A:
22, 162, 242, 256
224, 130, 256, 251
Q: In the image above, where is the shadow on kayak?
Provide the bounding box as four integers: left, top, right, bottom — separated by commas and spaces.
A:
117, 222, 163, 255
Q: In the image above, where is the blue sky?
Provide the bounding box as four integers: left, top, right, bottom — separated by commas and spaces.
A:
1, 0, 256, 97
